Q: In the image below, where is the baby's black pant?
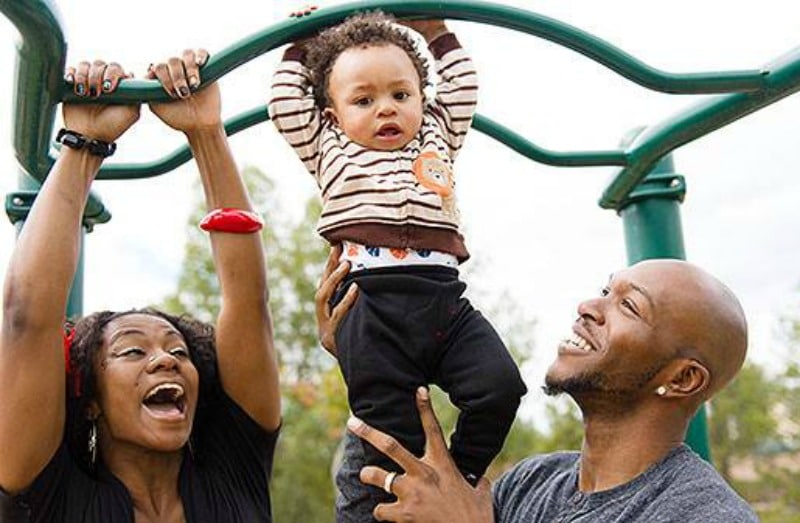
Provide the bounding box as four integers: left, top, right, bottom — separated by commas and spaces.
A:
332, 266, 527, 522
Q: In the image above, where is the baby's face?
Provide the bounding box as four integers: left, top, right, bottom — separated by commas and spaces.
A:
325, 44, 424, 151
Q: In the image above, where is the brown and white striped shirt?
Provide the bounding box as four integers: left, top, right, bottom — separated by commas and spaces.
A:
268, 33, 478, 261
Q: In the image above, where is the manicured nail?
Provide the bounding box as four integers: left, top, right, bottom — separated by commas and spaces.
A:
178, 86, 190, 98
75, 83, 85, 96
418, 386, 429, 400
102, 79, 112, 92
64, 73, 74, 83
188, 76, 199, 88
89, 86, 97, 97
196, 54, 208, 66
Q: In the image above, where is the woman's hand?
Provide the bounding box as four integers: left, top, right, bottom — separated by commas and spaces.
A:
63, 60, 140, 142
147, 49, 220, 134
315, 245, 358, 357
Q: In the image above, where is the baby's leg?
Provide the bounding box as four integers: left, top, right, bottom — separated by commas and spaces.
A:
435, 300, 528, 484
332, 271, 433, 522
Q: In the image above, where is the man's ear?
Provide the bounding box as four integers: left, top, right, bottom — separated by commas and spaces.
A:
323, 107, 339, 126
661, 358, 710, 398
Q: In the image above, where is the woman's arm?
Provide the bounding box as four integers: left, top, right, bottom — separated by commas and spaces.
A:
0, 61, 139, 493
148, 50, 280, 431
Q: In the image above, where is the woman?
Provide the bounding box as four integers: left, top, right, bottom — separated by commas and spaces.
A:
0, 51, 280, 522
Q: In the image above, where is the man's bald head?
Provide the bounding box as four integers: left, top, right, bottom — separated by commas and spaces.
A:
632, 259, 748, 399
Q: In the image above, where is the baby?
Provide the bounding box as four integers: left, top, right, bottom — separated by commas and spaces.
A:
269, 11, 527, 522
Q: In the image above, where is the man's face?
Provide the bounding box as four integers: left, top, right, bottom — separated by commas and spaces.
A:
544, 263, 681, 402
325, 44, 424, 151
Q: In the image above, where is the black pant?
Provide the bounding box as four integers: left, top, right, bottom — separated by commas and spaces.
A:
332, 266, 527, 520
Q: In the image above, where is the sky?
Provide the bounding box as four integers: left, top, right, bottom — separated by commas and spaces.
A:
1, 1, 799, 418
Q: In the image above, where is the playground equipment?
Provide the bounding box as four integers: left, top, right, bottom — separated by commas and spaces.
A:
3, 0, 800, 461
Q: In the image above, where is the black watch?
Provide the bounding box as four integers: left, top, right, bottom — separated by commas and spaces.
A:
56, 128, 117, 158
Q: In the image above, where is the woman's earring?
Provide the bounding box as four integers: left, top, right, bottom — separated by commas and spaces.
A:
89, 420, 97, 466
655, 385, 669, 396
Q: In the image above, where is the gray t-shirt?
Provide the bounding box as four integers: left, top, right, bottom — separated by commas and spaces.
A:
493, 445, 758, 522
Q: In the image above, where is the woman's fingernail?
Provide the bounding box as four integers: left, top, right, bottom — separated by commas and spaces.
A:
64, 73, 74, 83
178, 86, 190, 98
102, 79, 112, 92
75, 83, 85, 96
418, 386, 429, 400
189, 76, 199, 88
89, 86, 97, 97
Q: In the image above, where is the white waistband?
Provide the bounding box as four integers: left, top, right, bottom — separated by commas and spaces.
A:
340, 241, 458, 272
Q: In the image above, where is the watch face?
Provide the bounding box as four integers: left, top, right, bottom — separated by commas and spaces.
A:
62, 133, 83, 148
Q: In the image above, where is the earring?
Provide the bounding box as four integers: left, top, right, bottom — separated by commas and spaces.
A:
88, 420, 97, 466
655, 385, 669, 396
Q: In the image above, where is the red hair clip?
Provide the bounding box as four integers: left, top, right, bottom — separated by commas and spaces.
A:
63, 326, 82, 397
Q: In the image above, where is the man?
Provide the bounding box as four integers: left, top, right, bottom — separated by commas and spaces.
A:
317, 256, 758, 522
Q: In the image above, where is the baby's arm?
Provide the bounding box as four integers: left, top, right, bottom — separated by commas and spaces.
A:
268, 44, 323, 176
405, 20, 479, 158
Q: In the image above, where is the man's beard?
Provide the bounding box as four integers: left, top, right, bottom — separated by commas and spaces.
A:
542, 361, 668, 398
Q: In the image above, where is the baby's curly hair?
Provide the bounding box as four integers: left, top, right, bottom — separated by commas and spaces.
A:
305, 11, 429, 110
64, 308, 220, 474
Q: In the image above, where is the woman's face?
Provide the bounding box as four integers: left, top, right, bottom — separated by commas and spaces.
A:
91, 313, 200, 454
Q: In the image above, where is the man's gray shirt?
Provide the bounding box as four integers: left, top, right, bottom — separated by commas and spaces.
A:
493, 445, 758, 522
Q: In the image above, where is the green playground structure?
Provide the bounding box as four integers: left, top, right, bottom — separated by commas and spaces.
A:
4, 0, 800, 461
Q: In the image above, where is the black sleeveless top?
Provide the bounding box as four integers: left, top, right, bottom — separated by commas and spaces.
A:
0, 393, 278, 522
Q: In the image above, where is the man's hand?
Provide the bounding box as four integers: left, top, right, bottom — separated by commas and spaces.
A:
348, 387, 495, 523
147, 49, 221, 134
315, 245, 357, 357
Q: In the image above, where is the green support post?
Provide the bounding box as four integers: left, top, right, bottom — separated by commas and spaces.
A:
616, 132, 711, 461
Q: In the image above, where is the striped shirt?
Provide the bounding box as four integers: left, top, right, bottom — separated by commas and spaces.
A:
268, 33, 478, 261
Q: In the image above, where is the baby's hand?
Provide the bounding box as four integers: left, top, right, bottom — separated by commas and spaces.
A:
399, 19, 449, 43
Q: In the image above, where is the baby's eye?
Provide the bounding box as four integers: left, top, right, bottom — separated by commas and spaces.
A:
354, 97, 371, 107
394, 91, 410, 101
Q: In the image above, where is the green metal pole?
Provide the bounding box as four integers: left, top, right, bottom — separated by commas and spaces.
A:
616, 134, 711, 462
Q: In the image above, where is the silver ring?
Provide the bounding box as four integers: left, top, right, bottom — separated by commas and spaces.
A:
383, 471, 398, 494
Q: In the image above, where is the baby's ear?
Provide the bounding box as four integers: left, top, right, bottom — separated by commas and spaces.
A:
323, 107, 339, 125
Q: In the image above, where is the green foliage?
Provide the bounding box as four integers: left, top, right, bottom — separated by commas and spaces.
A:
709, 362, 780, 480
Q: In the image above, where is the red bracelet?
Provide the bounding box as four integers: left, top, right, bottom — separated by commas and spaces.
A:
199, 208, 264, 233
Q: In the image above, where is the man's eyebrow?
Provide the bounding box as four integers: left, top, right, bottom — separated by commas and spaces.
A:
630, 283, 655, 310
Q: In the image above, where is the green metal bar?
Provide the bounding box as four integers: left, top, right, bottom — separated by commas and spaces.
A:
0, 0, 65, 178
85, 106, 632, 180
617, 137, 711, 461
64, 0, 767, 108
54, 0, 781, 181
601, 46, 800, 209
